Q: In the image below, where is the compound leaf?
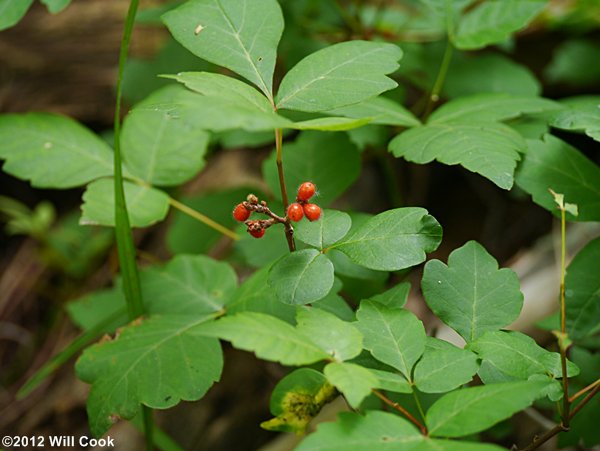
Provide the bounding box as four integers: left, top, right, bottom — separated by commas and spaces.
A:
390, 121, 526, 190
276, 41, 402, 112
163, 0, 283, 99
356, 300, 426, 380
0, 113, 113, 188
422, 241, 523, 342
333, 207, 442, 271
76, 315, 222, 437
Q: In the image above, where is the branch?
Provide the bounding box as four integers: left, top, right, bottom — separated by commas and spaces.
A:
520, 385, 600, 451
372, 389, 428, 435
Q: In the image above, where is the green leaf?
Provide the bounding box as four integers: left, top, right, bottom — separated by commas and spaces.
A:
515, 135, 600, 221
40, 0, 71, 13
566, 237, 600, 340
162, 0, 283, 99
444, 52, 541, 98
267, 249, 335, 305
368, 282, 411, 309
262, 132, 361, 205
76, 315, 223, 437
291, 117, 372, 131
276, 41, 402, 112
140, 255, 237, 316
226, 266, 296, 323
324, 362, 378, 408
81, 179, 170, 228
369, 369, 412, 394
197, 312, 330, 365
121, 88, 210, 186
163, 85, 291, 132
0, 113, 113, 188
546, 39, 600, 87
67, 288, 126, 333
414, 339, 479, 393
296, 307, 362, 361
294, 209, 352, 250
297, 410, 506, 451
468, 330, 579, 382
0, 0, 33, 30
333, 208, 442, 271
429, 94, 562, 124
454, 0, 547, 50
426, 380, 549, 438
262, 368, 336, 434
422, 241, 523, 342
390, 121, 526, 190
296, 411, 422, 451
325, 97, 421, 127
551, 98, 600, 142
356, 300, 426, 380
166, 71, 273, 112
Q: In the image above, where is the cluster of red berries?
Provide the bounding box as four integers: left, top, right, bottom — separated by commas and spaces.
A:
232, 182, 321, 239
287, 182, 321, 222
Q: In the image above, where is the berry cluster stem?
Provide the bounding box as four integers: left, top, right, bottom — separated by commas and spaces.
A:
275, 128, 295, 252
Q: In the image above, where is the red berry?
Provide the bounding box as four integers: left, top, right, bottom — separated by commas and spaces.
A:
288, 203, 304, 222
249, 228, 266, 238
297, 182, 316, 202
303, 203, 321, 221
233, 203, 250, 222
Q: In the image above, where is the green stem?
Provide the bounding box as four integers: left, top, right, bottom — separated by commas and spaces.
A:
275, 128, 295, 252
114, 0, 153, 448
559, 207, 570, 426
412, 390, 426, 424
422, 39, 453, 120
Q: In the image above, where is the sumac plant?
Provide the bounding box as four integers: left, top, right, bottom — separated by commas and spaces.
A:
2, 0, 599, 450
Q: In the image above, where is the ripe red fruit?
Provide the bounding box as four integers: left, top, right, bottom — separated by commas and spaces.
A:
297, 182, 316, 202
288, 203, 304, 221
303, 203, 321, 221
249, 228, 266, 238
233, 203, 250, 222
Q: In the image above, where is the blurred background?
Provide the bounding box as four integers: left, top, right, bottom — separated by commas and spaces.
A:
1, 0, 600, 449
